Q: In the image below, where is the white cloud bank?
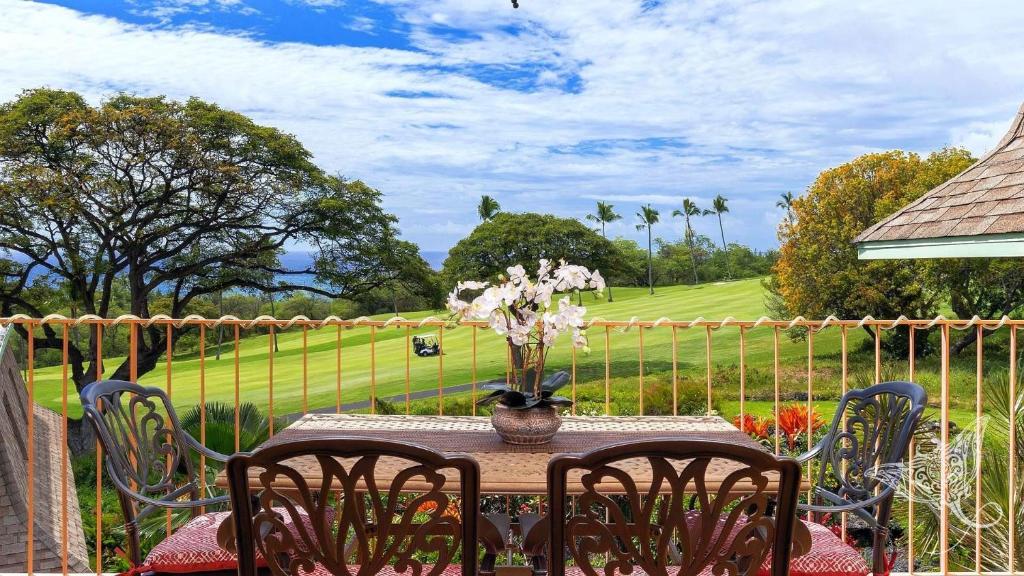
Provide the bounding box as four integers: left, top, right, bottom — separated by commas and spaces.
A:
1, 0, 1024, 251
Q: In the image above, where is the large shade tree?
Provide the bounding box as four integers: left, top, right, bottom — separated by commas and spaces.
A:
771, 148, 976, 349
0, 89, 430, 412
442, 212, 625, 290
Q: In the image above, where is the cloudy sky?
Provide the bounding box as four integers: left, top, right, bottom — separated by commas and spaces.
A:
2, 0, 1024, 256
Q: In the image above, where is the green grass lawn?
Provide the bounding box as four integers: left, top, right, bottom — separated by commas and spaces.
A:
29, 278, 1005, 427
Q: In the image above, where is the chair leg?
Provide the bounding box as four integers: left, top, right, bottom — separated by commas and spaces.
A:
125, 519, 143, 567
480, 513, 512, 576
480, 552, 498, 576
529, 553, 547, 576
871, 525, 890, 575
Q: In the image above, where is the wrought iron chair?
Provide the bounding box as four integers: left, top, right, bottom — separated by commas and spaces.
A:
80, 379, 233, 572
546, 438, 804, 576
226, 435, 481, 576
796, 381, 927, 575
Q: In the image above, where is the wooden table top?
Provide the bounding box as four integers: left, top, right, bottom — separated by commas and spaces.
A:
217, 414, 787, 495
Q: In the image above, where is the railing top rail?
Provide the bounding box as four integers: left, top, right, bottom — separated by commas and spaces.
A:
0, 313, 1018, 331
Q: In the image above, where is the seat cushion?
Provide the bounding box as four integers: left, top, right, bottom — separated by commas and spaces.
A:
783, 521, 869, 576
303, 564, 465, 576
562, 518, 867, 576
144, 508, 326, 574
144, 512, 238, 574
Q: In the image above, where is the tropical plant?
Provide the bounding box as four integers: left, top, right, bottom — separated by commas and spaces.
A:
776, 191, 795, 220
899, 374, 1023, 572
585, 201, 622, 302
635, 204, 660, 295
776, 403, 826, 451
477, 195, 501, 221
703, 194, 730, 250
447, 260, 605, 410
179, 401, 282, 455
672, 198, 702, 284
733, 414, 773, 441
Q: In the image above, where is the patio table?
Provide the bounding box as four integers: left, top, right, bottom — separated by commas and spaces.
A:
216, 413, 787, 495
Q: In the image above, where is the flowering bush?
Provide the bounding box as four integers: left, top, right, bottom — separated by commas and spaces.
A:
447, 259, 605, 409
776, 404, 827, 451
733, 414, 773, 440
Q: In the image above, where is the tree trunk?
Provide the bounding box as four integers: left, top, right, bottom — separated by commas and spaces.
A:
602, 224, 614, 302
647, 228, 654, 295
718, 216, 730, 280
268, 292, 280, 352
216, 290, 224, 360
687, 227, 699, 284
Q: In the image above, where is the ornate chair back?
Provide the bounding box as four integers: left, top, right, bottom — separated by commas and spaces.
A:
547, 439, 802, 576
80, 379, 228, 565
807, 381, 927, 574
226, 436, 481, 576
813, 381, 927, 515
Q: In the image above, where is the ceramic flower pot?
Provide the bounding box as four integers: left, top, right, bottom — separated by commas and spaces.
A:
491, 403, 562, 445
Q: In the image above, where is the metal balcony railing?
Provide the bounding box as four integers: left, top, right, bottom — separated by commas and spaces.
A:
0, 315, 1019, 575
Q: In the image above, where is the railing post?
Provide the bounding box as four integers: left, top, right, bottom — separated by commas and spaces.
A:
26, 322, 34, 575
940, 323, 950, 575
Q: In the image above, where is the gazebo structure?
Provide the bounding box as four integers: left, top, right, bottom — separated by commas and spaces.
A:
855, 101, 1024, 258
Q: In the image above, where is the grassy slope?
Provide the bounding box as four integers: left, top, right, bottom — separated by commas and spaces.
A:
32, 278, 984, 424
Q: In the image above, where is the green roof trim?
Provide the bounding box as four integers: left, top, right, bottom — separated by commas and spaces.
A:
857, 232, 1024, 260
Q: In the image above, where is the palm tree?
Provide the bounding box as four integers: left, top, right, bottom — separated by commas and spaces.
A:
586, 201, 621, 301
478, 195, 501, 221
776, 191, 795, 222
703, 194, 729, 249
672, 198, 701, 284
635, 204, 659, 295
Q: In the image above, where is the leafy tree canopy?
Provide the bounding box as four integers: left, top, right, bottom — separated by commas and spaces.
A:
0, 88, 431, 389
442, 212, 626, 288
773, 148, 975, 323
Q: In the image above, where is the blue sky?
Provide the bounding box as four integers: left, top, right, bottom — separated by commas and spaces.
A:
2, 0, 1024, 255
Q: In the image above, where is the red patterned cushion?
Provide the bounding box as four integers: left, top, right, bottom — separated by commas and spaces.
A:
304, 564, 465, 576
781, 521, 869, 576
564, 517, 867, 576
143, 509, 325, 574
144, 512, 238, 574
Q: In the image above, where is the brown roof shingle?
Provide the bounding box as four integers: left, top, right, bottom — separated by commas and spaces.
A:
855, 101, 1024, 243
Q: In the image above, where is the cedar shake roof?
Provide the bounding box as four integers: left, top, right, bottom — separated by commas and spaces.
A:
855, 101, 1024, 244
0, 328, 90, 573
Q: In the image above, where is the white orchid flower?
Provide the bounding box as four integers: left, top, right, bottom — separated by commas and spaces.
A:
446, 290, 470, 316
537, 259, 552, 279
457, 280, 489, 292
506, 264, 527, 284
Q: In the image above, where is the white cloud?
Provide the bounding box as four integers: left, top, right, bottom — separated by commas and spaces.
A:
2, 0, 1024, 252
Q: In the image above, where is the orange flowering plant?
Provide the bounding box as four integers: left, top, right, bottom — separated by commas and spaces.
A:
776, 404, 826, 451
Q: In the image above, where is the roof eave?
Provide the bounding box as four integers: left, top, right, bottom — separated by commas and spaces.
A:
857, 232, 1024, 259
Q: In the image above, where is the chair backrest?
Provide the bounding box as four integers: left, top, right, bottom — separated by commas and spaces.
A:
815, 381, 927, 503
547, 439, 802, 576
226, 436, 481, 576
80, 379, 201, 520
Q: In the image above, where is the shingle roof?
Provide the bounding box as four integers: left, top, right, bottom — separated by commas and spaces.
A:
855, 102, 1024, 244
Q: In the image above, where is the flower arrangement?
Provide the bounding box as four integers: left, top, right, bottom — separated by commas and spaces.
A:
447, 259, 605, 410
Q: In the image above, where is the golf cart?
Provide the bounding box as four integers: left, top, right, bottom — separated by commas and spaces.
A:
413, 335, 441, 357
